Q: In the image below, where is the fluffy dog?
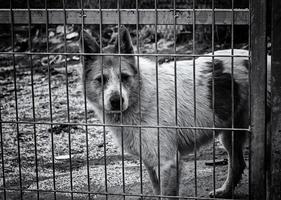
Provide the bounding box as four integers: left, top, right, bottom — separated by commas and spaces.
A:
80, 27, 267, 199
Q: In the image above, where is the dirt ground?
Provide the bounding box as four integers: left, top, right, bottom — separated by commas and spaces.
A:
0, 25, 249, 200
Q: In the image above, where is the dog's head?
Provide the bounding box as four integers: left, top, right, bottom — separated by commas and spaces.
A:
80, 27, 139, 114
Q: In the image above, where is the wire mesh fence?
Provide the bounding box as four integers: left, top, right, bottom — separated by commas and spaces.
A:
0, 0, 272, 200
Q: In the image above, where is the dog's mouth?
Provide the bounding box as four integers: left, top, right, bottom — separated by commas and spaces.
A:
105, 108, 128, 114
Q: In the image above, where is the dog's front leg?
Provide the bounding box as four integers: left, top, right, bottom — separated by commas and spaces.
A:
144, 163, 160, 195
160, 155, 181, 200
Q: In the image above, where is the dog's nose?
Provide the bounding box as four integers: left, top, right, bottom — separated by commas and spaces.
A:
110, 95, 124, 111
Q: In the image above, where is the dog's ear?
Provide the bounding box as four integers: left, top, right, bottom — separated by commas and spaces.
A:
115, 26, 134, 54
80, 30, 100, 61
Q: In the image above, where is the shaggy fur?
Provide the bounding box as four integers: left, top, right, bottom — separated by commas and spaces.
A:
80, 27, 270, 199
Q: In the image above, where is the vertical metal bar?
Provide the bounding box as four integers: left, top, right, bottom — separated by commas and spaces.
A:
62, 1, 73, 198
211, 0, 216, 196
135, 0, 143, 197
98, 0, 108, 199
0, 105, 6, 200
117, 0, 126, 198
172, 0, 180, 194
249, 0, 267, 198
270, 0, 281, 198
44, 1, 56, 199
27, 0, 39, 199
154, 0, 161, 197
247, 0, 252, 196
192, 0, 198, 197
173, 0, 177, 130
9, 0, 23, 199
80, 1, 91, 199
230, 0, 235, 198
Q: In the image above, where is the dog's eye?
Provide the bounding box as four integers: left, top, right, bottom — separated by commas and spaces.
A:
95, 75, 107, 84
121, 73, 130, 82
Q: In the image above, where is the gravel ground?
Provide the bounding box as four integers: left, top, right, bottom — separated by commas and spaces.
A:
0, 26, 249, 200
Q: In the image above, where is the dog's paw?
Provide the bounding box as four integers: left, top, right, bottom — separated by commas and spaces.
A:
209, 187, 232, 198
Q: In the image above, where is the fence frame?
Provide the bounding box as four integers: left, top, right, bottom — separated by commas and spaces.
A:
249, 0, 268, 199
270, 0, 281, 199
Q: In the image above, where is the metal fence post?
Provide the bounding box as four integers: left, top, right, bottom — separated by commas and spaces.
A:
250, 0, 267, 199
270, 0, 281, 199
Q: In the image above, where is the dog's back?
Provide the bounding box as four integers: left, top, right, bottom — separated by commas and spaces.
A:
134, 49, 249, 154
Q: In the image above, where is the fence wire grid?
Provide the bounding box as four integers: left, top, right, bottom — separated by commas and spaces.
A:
0, 0, 272, 200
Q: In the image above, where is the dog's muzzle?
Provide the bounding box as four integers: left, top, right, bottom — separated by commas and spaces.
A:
109, 95, 124, 111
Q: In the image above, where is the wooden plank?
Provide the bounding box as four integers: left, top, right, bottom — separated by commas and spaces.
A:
270, 0, 281, 199
250, 0, 267, 199
0, 8, 249, 25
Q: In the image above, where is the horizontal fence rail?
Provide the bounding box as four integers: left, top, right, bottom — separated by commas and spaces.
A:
0, 187, 235, 200
0, 8, 249, 25
0, 51, 251, 57
0, 120, 251, 132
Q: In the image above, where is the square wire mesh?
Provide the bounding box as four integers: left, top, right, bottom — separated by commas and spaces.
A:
0, 0, 269, 200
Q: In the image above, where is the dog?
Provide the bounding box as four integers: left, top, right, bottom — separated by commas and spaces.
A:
79, 27, 270, 199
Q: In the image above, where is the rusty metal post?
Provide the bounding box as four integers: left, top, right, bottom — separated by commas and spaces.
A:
270, 0, 281, 199
250, 0, 267, 199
